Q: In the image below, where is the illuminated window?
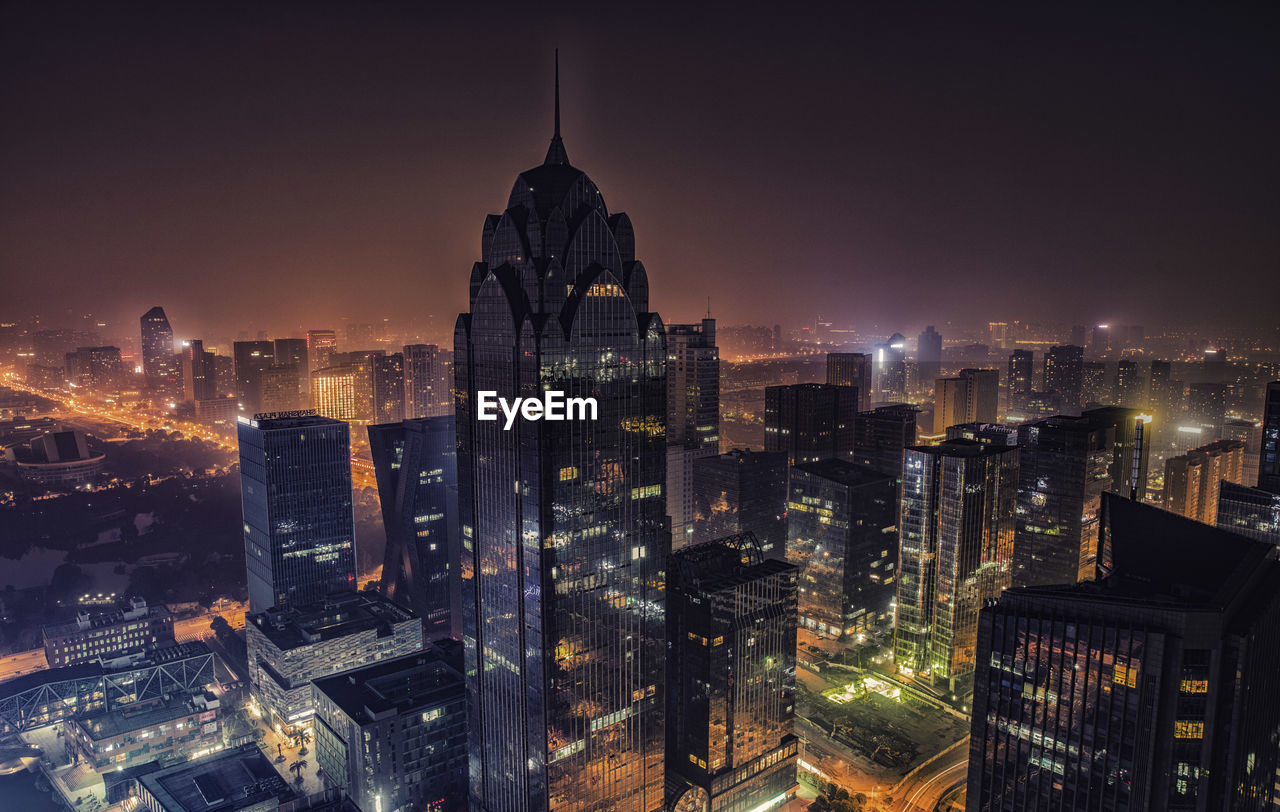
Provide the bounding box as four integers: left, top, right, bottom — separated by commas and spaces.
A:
1113, 661, 1139, 688
558, 466, 578, 482
1179, 678, 1208, 694
1174, 720, 1204, 739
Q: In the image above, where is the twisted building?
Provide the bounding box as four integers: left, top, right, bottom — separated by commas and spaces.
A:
454, 64, 669, 811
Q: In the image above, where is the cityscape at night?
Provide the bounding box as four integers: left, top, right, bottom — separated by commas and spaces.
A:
1, 3, 1278, 812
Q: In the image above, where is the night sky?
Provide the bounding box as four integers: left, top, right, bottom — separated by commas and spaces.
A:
3, 2, 1277, 340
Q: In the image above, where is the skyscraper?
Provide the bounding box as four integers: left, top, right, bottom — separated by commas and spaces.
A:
180, 339, 217, 402
933, 377, 968, 435
1114, 359, 1143, 408
827, 352, 872, 411
1258, 381, 1280, 494
1043, 344, 1084, 413
1162, 439, 1245, 525
917, 325, 942, 384
1081, 406, 1151, 503
666, 319, 720, 548
237, 411, 357, 612
1215, 480, 1280, 546
874, 334, 908, 402
454, 75, 668, 810
959, 368, 999, 424
306, 329, 337, 374
140, 306, 179, 397
787, 459, 898, 638
852, 404, 918, 481
763, 383, 858, 466
967, 496, 1280, 811
665, 533, 798, 812
403, 343, 450, 419
368, 416, 459, 642
1013, 416, 1113, 587
272, 337, 309, 400
895, 439, 1018, 693
691, 448, 789, 559
1081, 360, 1108, 406
232, 339, 275, 415
1007, 350, 1034, 412
1187, 382, 1226, 436
373, 352, 406, 424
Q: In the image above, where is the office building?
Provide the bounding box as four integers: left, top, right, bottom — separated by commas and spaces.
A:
403, 343, 450, 419
1043, 345, 1084, 413
764, 383, 858, 465
66, 691, 221, 774
1114, 360, 1143, 408
666, 534, 798, 812
1013, 416, 1112, 587
827, 352, 872, 411
933, 377, 967, 435
959, 368, 998, 424
1215, 481, 1280, 546
1260, 381, 1280, 494
667, 319, 720, 547
1007, 350, 1034, 412
181, 339, 217, 402
1162, 439, 1245, 525
1223, 418, 1262, 486
246, 591, 422, 731
874, 333, 908, 402
124, 743, 311, 811
311, 364, 363, 422
233, 340, 276, 415
967, 497, 1280, 811
691, 449, 788, 559
261, 364, 306, 413
43, 596, 174, 667
368, 416, 459, 641
238, 411, 357, 612
895, 440, 1017, 693
307, 329, 338, 373
312, 642, 467, 812
64, 345, 123, 394
917, 325, 942, 384
1081, 406, 1151, 503
852, 404, 917, 481
1081, 361, 1108, 407
787, 460, 898, 638
140, 306, 180, 397
453, 89, 669, 810
946, 422, 1019, 447
373, 352, 406, 424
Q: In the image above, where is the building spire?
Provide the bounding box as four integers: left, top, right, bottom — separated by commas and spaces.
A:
544, 49, 570, 166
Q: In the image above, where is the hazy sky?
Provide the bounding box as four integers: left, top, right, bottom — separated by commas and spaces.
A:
3, 2, 1277, 341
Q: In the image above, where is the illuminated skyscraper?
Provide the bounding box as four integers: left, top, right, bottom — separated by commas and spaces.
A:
1114, 359, 1143, 408
874, 334, 908, 402
1081, 406, 1152, 503
306, 329, 337, 373
181, 339, 217, 402
403, 343, 450, 419
63, 345, 123, 395
369, 416, 459, 642
895, 439, 1018, 692
968, 496, 1280, 811
1162, 439, 1244, 525
666, 533, 798, 812
852, 404, 917, 481
454, 73, 668, 810
1013, 416, 1112, 586
373, 352, 406, 424
666, 319, 719, 548
1043, 344, 1084, 413
1081, 360, 1108, 406
139, 306, 179, 397
691, 449, 788, 559
237, 411, 357, 612
273, 337, 309, 400
1256, 381, 1279, 494
1007, 350, 1034, 412
764, 383, 859, 466
827, 352, 872, 411
1216, 480, 1280, 546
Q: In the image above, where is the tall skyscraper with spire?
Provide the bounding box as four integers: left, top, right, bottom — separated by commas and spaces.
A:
454, 56, 669, 811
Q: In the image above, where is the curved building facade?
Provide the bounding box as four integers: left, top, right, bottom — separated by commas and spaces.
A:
455, 81, 668, 811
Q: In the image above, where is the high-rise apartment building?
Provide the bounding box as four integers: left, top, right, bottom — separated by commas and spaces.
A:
665, 534, 798, 812
1007, 350, 1034, 412
306, 329, 338, 374
967, 497, 1280, 811
403, 343, 450, 419
895, 439, 1018, 693
667, 319, 720, 548
764, 383, 859, 466
368, 416, 459, 642
237, 411, 357, 612
373, 352, 406, 424
787, 460, 898, 638
454, 93, 668, 810
1043, 344, 1084, 413
933, 377, 968, 435
1162, 439, 1245, 525
1013, 416, 1112, 587
959, 368, 999, 424
827, 352, 872, 411
1114, 359, 1143, 408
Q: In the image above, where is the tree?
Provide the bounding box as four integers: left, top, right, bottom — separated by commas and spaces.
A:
809, 785, 863, 812
289, 759, 308, 784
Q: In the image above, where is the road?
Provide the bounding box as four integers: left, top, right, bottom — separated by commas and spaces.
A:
894, 746, 968, 812
0, 648, 47, 682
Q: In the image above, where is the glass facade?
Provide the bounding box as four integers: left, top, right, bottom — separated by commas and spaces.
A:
763, 384, 859, 466
895, 439, 1017, 692
238, 413, 357, 612
455, 126, 668, 810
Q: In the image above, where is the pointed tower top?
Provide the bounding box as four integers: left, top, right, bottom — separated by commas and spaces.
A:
544, 49, 570, 166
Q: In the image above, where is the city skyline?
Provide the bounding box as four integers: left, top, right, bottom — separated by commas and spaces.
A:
3, 3, 1279, 336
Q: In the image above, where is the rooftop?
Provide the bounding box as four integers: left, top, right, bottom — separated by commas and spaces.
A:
248, 591, 416, 651
43, 597, 169, 639
312, 640, 463, 724
136, 743, 299, 812
240, 410, 342, 431
794, 458, 893, 487
74, 691, 217, 741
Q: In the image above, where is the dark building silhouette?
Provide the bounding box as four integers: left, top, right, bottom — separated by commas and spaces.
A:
453, 72, 668, 810
1258, 381, 1280, 494
787, 460, 898, 638
917, 325, 943, 384
691, 448, 789, 559
232, 340, 275, 415
368, 416, 459, 642
1007, 350, 1034, 413
180, 339, 217, 402
238, 411, 357, 612
1215, 480, 1280, 546
666, 533, 798, 812
967, 497, 1280, 811
1013, 416, 1113, 587
139, 306, 179, 397
827, 352, 872, 411
895, 439, 1018, 693
1043, 345, 1084, 413
959, 368, 999, 424
764, 383, 859, 466
851, 404, 917, 482
1187, 382, 1227, 437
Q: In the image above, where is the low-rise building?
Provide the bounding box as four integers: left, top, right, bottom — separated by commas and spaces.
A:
246, 591, 422, 731
312, 641, 467, 812
43, 596, 175, 667
66, 691, 221, 773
